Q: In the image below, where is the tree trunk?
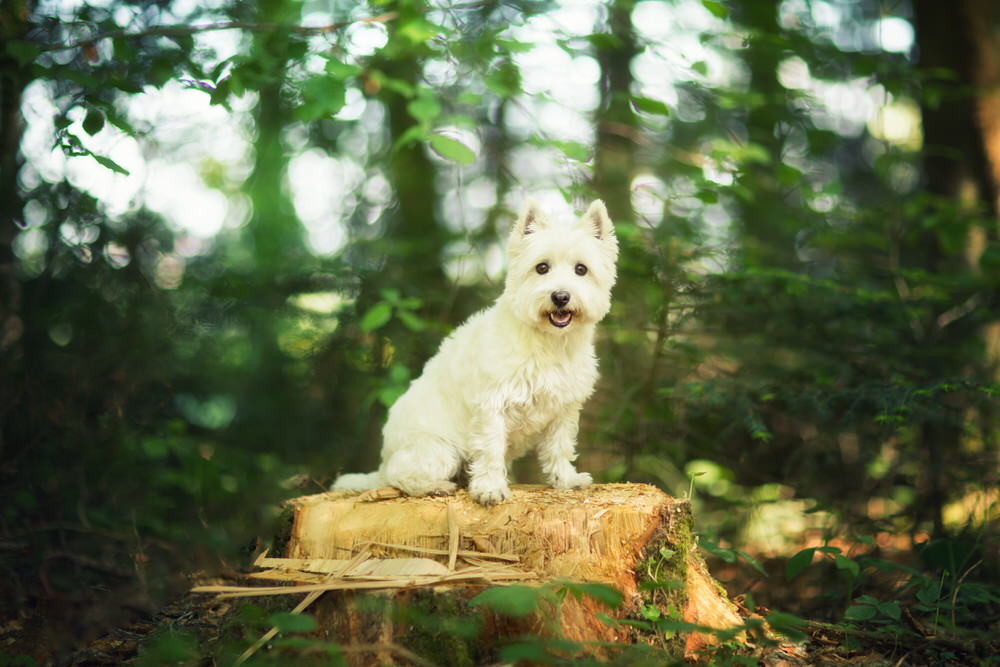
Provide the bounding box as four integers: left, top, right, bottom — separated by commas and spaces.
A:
913, 0, 1000, 536
197, 484, 744, 663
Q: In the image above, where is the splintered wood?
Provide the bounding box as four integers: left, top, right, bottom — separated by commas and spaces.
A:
194, 483, 744, 657
281, 483, 677, 596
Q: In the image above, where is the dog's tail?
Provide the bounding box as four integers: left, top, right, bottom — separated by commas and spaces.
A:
331, 471, 383, 492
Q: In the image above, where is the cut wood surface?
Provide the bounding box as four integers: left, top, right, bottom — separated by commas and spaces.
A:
194, 483, 745, 662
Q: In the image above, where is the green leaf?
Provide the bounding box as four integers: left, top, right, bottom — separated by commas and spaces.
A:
396, 310, 425, 332
559, 582, 624, 609
631, 96, 671, 116
916, 583, 939, 604
324, 60, 362, 80
495, 38, 534, 53
878, 601, 901, 621
470, 585, 547, 617
407, 93, 441, 125
83, 109, 105, 136
834, 553, 860, 578
766, 611, 808, 642
92, 154, 131, 176
844, 604, 877, 621
142, 632, 198, 663
776, 163, 802, 186
393, 125, 429, 151
550, 139, 591, 162
297, 76, 346, 120
429, 133, 476, 165
696, 189, 719, 204
141, 438, 169, 459
360, 302, 393, 332
267, 612, 318, 634
734, 549, 768, 576
5, 40, 40, 66
785, 548, 815, 581
702, 1, 729, 19
498, 640, 550, 663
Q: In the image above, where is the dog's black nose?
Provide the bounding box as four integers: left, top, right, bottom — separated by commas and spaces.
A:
551, 290, 571, 307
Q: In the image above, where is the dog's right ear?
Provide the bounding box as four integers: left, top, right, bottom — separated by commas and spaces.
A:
514, 199, 548, 236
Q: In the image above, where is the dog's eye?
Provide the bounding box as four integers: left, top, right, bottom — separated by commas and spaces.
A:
575, 263, 588, 276
535, 263, 549, 275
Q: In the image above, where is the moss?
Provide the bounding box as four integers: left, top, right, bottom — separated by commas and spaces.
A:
633, 499, 695, 653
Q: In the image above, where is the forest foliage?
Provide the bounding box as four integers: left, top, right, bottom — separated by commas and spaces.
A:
1, 0, 999, 663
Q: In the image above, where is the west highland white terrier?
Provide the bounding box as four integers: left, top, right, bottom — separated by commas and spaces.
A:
333, 199, 618, 505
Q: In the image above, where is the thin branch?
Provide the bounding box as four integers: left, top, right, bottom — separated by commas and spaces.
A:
36, 12, 397, 54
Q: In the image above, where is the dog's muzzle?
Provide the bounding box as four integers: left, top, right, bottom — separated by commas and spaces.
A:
548, 291, 573, 327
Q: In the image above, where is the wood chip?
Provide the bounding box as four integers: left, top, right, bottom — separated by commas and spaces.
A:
447, 502, 459, 571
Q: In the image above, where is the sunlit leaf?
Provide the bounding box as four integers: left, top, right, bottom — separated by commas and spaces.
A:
470, 585, 547, 617
360, 302, 393, 332
631, 96, 671, 116
407, 93, 441, 125
297, 76, 346, 120
701, 1, 728, 19
429, 133, 476, 165
495, 38, 534, 53
324, 59, 362, 80
551, 139, 591, 162
559, 582, 624, 609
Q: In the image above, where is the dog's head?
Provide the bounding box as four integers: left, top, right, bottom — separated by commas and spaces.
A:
503, 199, 618, 334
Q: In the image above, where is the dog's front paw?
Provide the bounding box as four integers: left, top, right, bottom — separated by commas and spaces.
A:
468, 478, 510, 506
551, 471, 593, 490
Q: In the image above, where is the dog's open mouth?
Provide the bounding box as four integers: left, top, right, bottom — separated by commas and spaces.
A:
548, 309, 573, 328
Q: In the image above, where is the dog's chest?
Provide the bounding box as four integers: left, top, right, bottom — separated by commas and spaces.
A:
495, 359, 595, 436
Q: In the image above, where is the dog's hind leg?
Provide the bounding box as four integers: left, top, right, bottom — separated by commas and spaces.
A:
382, 440, 461, 497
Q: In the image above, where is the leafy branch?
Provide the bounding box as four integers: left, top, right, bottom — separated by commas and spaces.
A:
30, 12, 397, 54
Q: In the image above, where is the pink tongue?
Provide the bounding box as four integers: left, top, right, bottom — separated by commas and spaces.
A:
551, 311, 571, 326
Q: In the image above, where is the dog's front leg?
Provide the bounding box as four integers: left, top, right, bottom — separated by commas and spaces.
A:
538, 410, 593, 490
466, 410, 510, 506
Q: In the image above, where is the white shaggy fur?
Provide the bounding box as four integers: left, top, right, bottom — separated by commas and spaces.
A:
333, 199, 618, 505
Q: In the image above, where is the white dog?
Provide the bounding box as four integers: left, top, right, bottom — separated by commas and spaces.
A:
333, 199, 618, 505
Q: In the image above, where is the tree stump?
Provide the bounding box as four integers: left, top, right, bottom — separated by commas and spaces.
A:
199, 483, 744, 663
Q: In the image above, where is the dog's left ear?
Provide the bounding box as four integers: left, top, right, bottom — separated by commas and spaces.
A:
578, 200, 615, 241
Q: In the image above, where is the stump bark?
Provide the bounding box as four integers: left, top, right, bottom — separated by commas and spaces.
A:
201, 483, 744, 663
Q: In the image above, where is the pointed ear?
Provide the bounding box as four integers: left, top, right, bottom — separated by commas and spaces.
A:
514, 198, 548, 236
578, 199, 615, 240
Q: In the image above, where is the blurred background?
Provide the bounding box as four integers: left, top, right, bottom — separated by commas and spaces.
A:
1, 0, 998, 659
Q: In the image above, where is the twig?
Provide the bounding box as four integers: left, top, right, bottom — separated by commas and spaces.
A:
357, 540, 520, 563
803, 619, 992, 658
234, 549, 371, 666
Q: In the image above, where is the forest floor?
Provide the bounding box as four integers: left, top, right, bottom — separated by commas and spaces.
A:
2, 552, 996, 666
